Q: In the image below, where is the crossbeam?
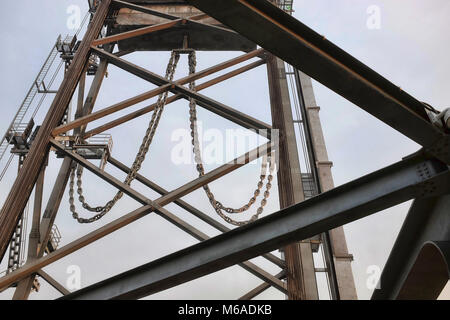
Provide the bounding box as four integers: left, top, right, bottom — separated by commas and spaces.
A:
52, 48, 267, 136
83, 59, 266, 139
107, 156, 284, 268
61, 154, 449, 299
92, 48, 272, 132
0, 141, 274, 291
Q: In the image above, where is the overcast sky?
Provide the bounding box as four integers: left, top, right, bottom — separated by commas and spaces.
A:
0, 0, 449, 300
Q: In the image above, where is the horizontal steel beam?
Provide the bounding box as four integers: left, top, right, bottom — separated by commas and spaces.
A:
62, 154, 450, 299
37, 270, 70, 296
112, 0, 180, 21
372, 195, 450, 299
186, 0, 450, 164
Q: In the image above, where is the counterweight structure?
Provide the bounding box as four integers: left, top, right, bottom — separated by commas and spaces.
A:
0, 0, 448, 300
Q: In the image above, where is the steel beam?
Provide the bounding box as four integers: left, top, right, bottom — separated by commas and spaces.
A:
0, 142, 273, 290
49, 142, 286, 292
37, 270, 70, 296
83, 59, 266, 139
372, 195, 450, 299
112, 0, 180, 21
61, 154, 449, 299
0, 0, 112, 262
186, 0, 450, 164
92, 19, 181, 46
9, 49, 112, 298
90, 48, 272, 133
239, 271, 285, 300
107, 156, 284, 268
52, 48, 267, 136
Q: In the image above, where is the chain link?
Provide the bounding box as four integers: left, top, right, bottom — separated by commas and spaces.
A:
187, 51, 274, 226
69, 51, 181, 223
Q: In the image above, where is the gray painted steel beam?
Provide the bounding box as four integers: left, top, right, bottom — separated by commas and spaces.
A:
372, 195, 450, 299
62, 154, 450, 299
186, 0, 450, 164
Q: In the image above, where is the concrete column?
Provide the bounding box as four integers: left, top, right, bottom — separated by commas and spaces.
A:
298, 71, 358, 300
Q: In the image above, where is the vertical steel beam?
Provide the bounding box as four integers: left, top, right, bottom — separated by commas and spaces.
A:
266, 53, 318, 300
294, 70, 357, 299
0, 0, 112, 262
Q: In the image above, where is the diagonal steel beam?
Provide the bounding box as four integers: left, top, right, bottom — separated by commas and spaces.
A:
372, 195, 450, 299
0, 141, 273, 290
186, 0, 450, 164
37, 270, 70, 296
83, 59, 266, 139
92, 19, 181, 46
107, 156, 284, 269
239, 270, 286, 300
61, 154, 450, 299
52, 48, 267, 136
49, 142, 285, 292
90, 48, 272, 133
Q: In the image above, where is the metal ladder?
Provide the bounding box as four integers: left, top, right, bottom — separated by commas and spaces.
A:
0, 35, 61, 162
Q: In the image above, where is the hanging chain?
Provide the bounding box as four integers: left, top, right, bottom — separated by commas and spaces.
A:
69, 51, 181, 223
187, 51, 274, 226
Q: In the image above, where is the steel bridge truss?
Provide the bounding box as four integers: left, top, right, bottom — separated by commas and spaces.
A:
0, 0, 448, 300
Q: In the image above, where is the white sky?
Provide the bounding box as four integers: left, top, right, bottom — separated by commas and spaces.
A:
0, 0, 449, 300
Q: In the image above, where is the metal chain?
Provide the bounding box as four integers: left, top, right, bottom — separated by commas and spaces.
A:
187, 51, 274, 226
69, 51, 181, 223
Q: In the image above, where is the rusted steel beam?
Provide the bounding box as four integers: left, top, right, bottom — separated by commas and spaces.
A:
0, 141, 273, 290
112, 0, 180, 21
267, 53, 316, 300
83, 59, 266, 139
155, 207, 286, 293
37, 270, 70, 296
92, 48, 272, 132
53, 48, 265, 136
0, 0, 112, 263
92, 19, 181, 46
239, 270, 286, 300
107, 156, 284, 269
